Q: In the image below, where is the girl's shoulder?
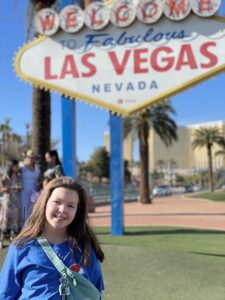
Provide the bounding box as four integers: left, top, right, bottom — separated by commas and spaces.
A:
11, 239, 40, 252
10, 239, 52, 267
6, 239, 39, 261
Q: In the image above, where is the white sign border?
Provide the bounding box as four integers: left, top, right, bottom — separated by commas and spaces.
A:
15, 15, 225, 116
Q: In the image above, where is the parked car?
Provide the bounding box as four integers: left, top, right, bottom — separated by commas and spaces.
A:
152, 185, 172, 197
183, 185, 194, 193
192, 184, 202, 192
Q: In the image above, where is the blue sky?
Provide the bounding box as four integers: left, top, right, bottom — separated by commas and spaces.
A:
0, 1, 225, 161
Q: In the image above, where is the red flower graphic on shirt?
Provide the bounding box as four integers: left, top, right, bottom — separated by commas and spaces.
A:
70, 263, 81, 273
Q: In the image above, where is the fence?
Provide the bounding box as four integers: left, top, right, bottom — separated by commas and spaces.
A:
86, 184, 139, 205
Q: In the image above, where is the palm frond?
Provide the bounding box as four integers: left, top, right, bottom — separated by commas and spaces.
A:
192, 126, 225, 149
123, 100, 177, 146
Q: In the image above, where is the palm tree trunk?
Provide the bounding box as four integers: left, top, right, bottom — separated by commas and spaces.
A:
138, 127, 151, 204
207, 145, 214, 192
32, 87, 50, 174
30, 0, 57, 174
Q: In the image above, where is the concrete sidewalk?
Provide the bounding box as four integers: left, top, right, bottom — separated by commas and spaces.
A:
88, 194, 225, 231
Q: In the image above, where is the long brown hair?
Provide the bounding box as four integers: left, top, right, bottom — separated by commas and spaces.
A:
14, 176, 104, 265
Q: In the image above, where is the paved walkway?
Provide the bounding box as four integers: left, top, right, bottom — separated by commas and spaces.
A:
88, 194, 225, 231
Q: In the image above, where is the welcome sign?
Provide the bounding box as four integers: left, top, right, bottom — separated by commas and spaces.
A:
15, 1, 225, 115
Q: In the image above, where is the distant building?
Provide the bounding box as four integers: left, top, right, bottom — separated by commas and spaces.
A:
187, 121, 225, 171
104, 131, 133, 162
104, 120, 225, 176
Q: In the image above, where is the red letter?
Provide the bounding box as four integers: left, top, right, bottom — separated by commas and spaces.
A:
108, 50, 131, 75
81, 53, 97, 77
176, 44, 198, 70
134, 48, 148, 74
44, 56, 58, 80
115, 5, 129, 22
169, 0, 187, 15
151, 47, 174, 72
60, 55, 79, 79
39, 14, 55, 32
200, 42, 218, 68
91, 8, 104, 25
199, 0, 211, 11
66, 11, 78, 28
142, 1, 158, 18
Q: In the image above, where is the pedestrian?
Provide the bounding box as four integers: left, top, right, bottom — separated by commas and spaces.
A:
0, 176, 104, 299
0, 159, 22, 249
44, 149, 64, 180
20, 149, 40, 224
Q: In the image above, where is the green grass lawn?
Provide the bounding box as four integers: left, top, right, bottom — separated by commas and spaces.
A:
191, 190, 225, 202
98, 227, 225, 300
1, 226, 225, 300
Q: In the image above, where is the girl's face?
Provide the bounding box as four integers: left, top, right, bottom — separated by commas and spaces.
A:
12, 164, 19, 173
45, 187, 79, 231
45, 153, 56, 167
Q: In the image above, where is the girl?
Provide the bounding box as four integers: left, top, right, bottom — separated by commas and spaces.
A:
44, 149, 64, 180
0, 159, 22, 249
0, 176, 104, 299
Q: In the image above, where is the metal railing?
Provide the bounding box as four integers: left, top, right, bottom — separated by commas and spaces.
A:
87, 184, 139, 205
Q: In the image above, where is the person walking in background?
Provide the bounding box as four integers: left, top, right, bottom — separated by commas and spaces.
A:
44, 149, 64, 180
20, 150, 40, 224
0, 176, 104, 299
29, 150, 65, 206
0, 160, 22, 249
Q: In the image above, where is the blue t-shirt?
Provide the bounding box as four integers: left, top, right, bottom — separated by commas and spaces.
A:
0, 239, 104, 299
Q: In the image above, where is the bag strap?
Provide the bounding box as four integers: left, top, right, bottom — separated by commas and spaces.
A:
37, 235, 75, 298
37, 235, 68, 274
37, 235, 101, 298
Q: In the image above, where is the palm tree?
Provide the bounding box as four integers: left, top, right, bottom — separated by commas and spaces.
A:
26, 1, 58, 174
24, 123, 30, 150
124, 101, 177, 204
215, 144, 225, 158
8, 133, 23, 160
167, 159, 177, 186
192, 126, 225, 192
155, 159, 165, 181
215, 140, 225, 184
0, 118, 12, 165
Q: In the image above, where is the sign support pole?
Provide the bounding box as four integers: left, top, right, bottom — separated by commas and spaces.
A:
61, 0, 77, 178
110, 113, 124, 236
61, 98, 76, 177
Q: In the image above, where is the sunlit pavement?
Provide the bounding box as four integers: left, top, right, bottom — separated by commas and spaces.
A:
88, 195, 225, 231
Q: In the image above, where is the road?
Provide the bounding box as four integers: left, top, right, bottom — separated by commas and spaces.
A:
88, 194, 225, 231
